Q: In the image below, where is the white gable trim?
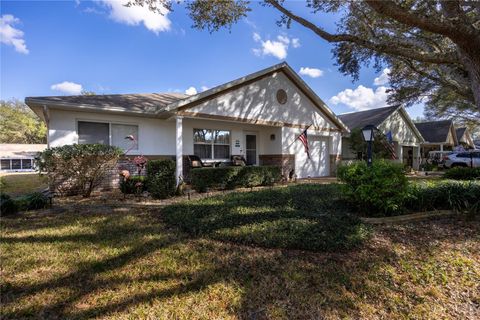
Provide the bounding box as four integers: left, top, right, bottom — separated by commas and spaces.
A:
381, 106, 425, 143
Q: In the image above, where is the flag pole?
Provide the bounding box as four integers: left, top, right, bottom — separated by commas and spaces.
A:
286, 124, 312, 149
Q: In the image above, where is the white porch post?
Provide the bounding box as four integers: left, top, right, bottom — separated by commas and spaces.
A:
440, 144, 444, 152
175, 116, 183, 186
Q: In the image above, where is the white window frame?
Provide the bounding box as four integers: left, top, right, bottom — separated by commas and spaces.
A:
0, 158, 34, 172
76, 119, 140, 152
193, 128, 231, 161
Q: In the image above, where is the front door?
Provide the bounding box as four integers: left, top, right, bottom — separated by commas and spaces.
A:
245, 134, 257, 165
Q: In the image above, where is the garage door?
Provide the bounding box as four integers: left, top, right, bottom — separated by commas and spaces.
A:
295, 136, 329, 178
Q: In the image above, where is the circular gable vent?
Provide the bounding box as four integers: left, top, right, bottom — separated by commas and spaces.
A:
276, 89, 288, 105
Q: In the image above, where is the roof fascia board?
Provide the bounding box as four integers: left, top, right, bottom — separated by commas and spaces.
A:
25, 98, 172, 119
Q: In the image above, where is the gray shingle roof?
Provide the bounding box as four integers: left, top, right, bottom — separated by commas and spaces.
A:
338, 106, 399, 130
26, 93, 188, 115
456, 127, 467, 140
414, 120, 453, 143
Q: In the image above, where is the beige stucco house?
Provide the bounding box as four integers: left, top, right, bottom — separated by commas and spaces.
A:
338, 106, 424, 169
25, 63, 349, 184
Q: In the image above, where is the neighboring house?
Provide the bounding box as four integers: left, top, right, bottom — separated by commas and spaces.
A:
338, 105, 424, 169
0, 144, 47, 172
455, 127, 475, 149
414, 120, 458, 156
25, 63, 349, 186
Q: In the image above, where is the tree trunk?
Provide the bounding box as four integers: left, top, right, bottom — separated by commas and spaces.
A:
458, 47, 480, 113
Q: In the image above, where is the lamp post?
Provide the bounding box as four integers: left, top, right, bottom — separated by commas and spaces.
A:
362, 125, 376, 167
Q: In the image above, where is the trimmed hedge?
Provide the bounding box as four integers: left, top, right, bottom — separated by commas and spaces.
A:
190, 166, 282, 192
337, 160, 409, 216
443, 167, 480, 180
146, 160, 176, 199
120, 176, 147, 194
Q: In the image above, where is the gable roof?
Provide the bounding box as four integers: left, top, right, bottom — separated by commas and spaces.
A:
414, 120, 454, 143
25, 63, 349, 132
338, 105, 399, 130
26, 93, 188, 118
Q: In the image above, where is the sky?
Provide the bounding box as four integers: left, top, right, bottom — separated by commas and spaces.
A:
1, 0, 425, 118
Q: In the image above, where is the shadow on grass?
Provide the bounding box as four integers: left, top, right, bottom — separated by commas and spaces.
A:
1, 188, 478, 319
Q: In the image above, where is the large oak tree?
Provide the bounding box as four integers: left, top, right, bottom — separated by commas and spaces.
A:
130, 0, 480, 126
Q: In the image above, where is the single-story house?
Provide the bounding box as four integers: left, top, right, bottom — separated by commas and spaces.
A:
0, 144, 47, 172
414, 120, 458, 156
455, 127, 475, 149
25, 62, 349, 186
338, 105, 424, 169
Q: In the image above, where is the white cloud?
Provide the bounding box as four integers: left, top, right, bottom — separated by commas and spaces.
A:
299, 67, 323, 78
185, 86, 197, 95
252, 33, 300, 60
51, 81, 83, 95
329, 85, 389, 111
98, 0, 171, 34
0, 14, 29, 54
373, 68, 391, 86
291, 38, 300, 48
200, 86, 209, 92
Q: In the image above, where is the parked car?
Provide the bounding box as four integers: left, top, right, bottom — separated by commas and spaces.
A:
444, 151, 480, 168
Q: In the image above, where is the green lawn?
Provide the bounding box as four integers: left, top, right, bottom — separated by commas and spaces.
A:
0, 173, 48, 196
163, 184, 370, 251
1, 185, 479, 319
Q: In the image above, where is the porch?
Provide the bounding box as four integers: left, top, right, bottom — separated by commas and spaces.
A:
174, 116, 338, 184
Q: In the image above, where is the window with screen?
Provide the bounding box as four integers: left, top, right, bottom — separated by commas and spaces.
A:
1, 160, 11, 170
111, 124, 138, 150
193, 129, 230, 160
78, 121, 109, 145
77, 121, 139, 150
21, 159, 32, 169
11, 159, 21, 170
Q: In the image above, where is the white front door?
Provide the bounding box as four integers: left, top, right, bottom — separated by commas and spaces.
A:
295, 136, 329, 178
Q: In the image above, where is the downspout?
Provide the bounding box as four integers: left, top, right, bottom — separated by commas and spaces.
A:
42, 105, 50, 148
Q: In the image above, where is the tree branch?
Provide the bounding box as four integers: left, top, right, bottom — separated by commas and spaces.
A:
265, 0, 458, 65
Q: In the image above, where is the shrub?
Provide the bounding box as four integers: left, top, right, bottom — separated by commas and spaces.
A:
0, 193, 18, 216
190, 166, 282, 192
38, 144, 123, 197
120, 176, 147, 194
15, 192, 50, 210
234, 166, 282, 188
443, 167, 480, 180
337, 160, 409, 216
191, 167, 242, 192
406, 181, 480, 217
146, 159, 176, 199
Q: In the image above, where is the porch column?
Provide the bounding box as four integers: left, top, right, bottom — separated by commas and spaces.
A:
175, 116, 183, 186
440, 144, 444, 152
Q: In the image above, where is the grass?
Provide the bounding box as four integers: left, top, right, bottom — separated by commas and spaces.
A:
163, 184, 370, 251
1, 184, 479, 319
0, 173, 48, 196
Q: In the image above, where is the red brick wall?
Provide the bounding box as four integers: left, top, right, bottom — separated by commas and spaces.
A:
259, 154, 295, 179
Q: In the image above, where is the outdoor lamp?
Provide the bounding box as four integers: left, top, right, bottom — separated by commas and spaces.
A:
361, 125, 376, 167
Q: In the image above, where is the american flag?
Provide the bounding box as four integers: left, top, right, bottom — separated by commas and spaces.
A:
298, 126, 311, 159
383, 131, 397, 159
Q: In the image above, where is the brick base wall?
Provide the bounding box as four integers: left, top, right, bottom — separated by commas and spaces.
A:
259, 154, 295, 179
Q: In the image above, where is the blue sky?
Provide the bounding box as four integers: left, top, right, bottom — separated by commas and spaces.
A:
1, 0, 424, 118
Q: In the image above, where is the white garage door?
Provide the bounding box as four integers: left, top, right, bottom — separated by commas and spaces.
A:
295, 136, 329, 178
